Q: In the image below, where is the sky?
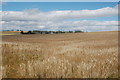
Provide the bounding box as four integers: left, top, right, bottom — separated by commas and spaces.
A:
3, 0, 120, 2
1, 2, 119, 32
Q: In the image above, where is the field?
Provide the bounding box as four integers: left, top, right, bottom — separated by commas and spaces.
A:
1, 31, 118, 78
0, 31, 21, 35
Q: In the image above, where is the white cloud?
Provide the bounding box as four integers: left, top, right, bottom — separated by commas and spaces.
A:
1, 5, 118, 21
1, 20, 118, 32
1, 5, 118, 32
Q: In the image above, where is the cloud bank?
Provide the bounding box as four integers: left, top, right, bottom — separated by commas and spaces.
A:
1, 5, 118, 32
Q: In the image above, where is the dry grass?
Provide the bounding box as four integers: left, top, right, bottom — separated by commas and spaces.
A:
0, 31, 20, 35
2, 31, 118, 78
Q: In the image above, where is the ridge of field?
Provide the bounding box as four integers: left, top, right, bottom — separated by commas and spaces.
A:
1, 31, 119, 35
2, 31, 118, 78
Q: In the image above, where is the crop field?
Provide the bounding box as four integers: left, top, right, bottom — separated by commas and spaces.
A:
1, 31, 119, 78
0, 31, 21, 35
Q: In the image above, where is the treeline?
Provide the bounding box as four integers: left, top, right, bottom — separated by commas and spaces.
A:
20, 30, 84, 34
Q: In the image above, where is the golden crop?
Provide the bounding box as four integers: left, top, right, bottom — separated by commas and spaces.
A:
1, 31, 118, 78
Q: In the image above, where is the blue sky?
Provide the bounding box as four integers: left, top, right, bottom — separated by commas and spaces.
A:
3, 0, 120, 2
2, 2, 118, 21
3, 2, 118, 11
1, 2, 118, 32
